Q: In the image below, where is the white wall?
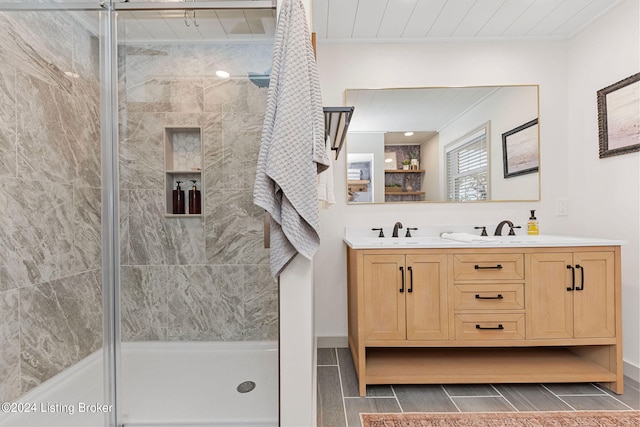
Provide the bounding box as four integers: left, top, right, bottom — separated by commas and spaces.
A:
315, 1, 639, 376
566, 0, 640, 376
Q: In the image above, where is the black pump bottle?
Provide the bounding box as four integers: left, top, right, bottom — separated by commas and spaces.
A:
173, 180, 185, 214
188, 179, 201, 215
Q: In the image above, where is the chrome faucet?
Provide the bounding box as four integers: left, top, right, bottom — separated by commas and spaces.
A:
392, 222, 403, 237
494, 220, 521, 236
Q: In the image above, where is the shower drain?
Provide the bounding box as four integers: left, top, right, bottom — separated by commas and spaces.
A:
236, 380, 256, 393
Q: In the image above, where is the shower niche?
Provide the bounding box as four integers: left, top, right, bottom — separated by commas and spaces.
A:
164, 127, 203, 217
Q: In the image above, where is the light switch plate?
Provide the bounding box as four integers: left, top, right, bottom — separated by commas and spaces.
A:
556, 199, 569, 216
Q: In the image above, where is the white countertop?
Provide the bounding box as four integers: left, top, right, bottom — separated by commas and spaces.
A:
344, 228, 625, 249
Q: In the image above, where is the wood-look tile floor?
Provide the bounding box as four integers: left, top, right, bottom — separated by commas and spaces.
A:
317, 348, 640, 427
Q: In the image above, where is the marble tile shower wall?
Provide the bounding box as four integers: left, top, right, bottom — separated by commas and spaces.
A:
0, 12, 102, 402
118, 43, 277, 342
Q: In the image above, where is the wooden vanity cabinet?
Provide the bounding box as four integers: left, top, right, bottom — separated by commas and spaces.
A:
346, 246, 623, 397
362, 253, 448, 342
528, 251, 616, 340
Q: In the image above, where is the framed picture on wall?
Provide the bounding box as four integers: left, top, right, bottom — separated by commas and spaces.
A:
597, 72, 640, 158
502, 118, 539, 178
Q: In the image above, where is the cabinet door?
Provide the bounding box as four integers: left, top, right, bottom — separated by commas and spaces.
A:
405, 254, 449, 340
529, 252, 574, 339
573, 251, 615, 338
363, 254, 406, 341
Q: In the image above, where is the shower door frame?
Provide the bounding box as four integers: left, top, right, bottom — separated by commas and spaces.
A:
108, 2, 277, 427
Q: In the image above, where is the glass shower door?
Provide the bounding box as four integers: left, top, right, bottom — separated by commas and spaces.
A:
0, 3, 110, 427
114, 4, 278, 426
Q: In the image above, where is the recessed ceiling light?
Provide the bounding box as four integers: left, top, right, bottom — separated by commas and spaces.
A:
216, 70, 230, 79
404, 131, 414, 136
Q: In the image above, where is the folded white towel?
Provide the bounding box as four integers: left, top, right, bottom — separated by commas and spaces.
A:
347, 169, 362, 180
317, 138, 336, 209
440, 232, 498, 243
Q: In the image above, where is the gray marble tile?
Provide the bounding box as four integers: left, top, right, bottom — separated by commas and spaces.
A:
317, 348, 337, 366
0, 69, 17, 179
243, 264, 278, 341
120, 266, 167, 341
452, 395, 515, 412
317, 366, 346, 427
344, 398, 400, 427
20, 270, 102, 394
0, 289, 20, 401
74, 186, 101, 271
204, 78, 268, 114
494, 383, 573, 411
394, 384, 460, 412
16, 74, 78, 184
72, 22, 100, 86
167, 265, 243, 341
120, 190, 130, 266
68, 84, 101, 188
204, 190, 250, 265
127, 77, 204, 114
4, 179, 76, 287
128, 189, 206, 265
119, 112, 165, 191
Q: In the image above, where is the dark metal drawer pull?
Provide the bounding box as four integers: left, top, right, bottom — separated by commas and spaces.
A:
475, 294, 503, 300
399, 266, 405, 293
476, 324, 504, 330
407, 266, 413, 293
474, 264, 503, 270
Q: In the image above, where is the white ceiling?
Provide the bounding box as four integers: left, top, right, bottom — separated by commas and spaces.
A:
105, 0, 622, 43
312, 0, 623, 42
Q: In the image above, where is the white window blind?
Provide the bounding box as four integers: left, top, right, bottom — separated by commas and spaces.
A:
446, 127, 488, 201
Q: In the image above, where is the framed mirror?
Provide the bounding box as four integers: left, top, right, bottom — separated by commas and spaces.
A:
345, 85, 540, 204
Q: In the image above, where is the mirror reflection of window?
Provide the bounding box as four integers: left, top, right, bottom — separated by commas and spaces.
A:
445, 124, 489, 202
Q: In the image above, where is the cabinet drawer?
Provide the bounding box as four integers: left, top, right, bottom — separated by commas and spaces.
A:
455, 313, 525, 340
454, 254, 524, 281
454, 284, 524, 311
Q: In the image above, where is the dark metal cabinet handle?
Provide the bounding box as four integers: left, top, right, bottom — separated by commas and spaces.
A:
407, 266, 413, 293
475, 294, 503, 300
474, 264, 503, 270
476, 324, 504, 330
575, 264, 584, 291
399, 266, 405, 293
566, 265, 575, 291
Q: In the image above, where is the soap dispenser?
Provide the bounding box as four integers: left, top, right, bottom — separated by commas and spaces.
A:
188, 179, 201, 215
173, 180, 185, 214
527, 210, 539, 235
